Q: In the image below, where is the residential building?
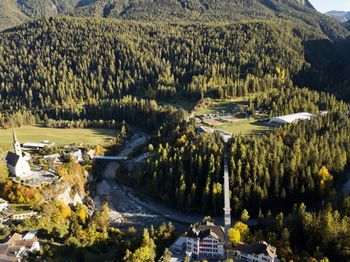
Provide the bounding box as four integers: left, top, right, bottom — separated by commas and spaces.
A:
234, 241, 277, 262
12, 211, 39, 221
170, 221, 226, 260
70, 149, 84, 163
0, 231, 40, 262
0, 198, 9, 212
22, 141, 55, 150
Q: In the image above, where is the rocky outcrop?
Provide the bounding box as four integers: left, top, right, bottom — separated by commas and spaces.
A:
57, 186, 84, 206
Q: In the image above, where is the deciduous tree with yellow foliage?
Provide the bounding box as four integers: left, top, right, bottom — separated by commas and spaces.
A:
228, 228, 241, 245
318, 166, 333, 193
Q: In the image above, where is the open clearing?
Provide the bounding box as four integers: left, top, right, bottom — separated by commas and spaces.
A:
0, 125, 115, 151
195, 98, 272, 135
195, 100, 240, 115
218, 118, 271, 136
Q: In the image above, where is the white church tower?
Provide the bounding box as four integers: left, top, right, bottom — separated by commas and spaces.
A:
13, 129, 22, 156
5, 129, 32, 179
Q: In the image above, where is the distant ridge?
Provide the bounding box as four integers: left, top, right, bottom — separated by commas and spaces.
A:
0, 1, 28, 31
0, 0, 347, 40
325, 10, 350, 22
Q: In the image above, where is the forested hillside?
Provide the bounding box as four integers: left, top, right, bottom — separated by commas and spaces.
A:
0, 17, 348, 125
0, 18, 305, 120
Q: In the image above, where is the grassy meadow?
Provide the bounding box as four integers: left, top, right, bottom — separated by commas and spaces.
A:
217, 118, 271, 135
0, 125, 116, 152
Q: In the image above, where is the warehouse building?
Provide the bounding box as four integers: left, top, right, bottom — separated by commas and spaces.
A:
269, 112, 314, 126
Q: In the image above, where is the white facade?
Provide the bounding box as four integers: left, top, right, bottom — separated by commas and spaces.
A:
0, 198, 9, 212
12, 211, 38, 220
11, 158, 32, 178
234, 241, 277, 262
186, 235, 225, 259
235, 251, 275, 262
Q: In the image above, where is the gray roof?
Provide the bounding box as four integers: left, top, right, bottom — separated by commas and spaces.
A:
5, 152, 20, 168
236, 241, 276, 258
188, 222, 226, 243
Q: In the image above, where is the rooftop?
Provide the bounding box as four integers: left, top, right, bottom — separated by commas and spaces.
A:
0, 198, 8, 204
5, 152, 20, 168
22, 141, 55, 148
236, 241, 277, 258
270, 112, 314, 124
188, 221, 226, 243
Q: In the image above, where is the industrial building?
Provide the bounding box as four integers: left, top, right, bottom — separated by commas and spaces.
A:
269, 112, 314, 125
22, 141, 55, 150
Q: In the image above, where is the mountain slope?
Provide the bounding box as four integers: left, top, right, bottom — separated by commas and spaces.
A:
0, 16, 349, 117
325, 10, 350, 22
0, 17, 324, 113
0, 0, 348, 41
0, 1, 28, 31
346, 20, 350, 30
72, 0, 348, 40
17, 0, 58, 18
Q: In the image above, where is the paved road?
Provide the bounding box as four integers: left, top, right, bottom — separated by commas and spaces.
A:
223, 142, 232, 232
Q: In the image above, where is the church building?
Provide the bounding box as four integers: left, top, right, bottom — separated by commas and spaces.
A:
5, 129, 32, 179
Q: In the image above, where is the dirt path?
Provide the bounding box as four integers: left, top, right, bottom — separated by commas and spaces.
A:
118, 132, 148, 157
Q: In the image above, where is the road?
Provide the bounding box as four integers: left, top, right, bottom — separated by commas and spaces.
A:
223, 142, 232, 232
118, 132, 149, 157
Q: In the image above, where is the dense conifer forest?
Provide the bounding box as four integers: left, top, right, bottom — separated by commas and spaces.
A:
0, 16, 349, 125
0, 3, 350, 261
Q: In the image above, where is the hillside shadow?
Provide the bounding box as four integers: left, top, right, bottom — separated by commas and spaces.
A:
294, 36, 350, 101
76, 0, 96, 8
33, 124, 116, 138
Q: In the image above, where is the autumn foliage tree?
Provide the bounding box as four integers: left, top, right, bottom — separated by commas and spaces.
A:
228, 228, 241, 245
1, 180, 43, 204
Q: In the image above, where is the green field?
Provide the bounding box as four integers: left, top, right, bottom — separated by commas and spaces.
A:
195, 100, 240, 115
0, 125, 116, 151
217, 118, 271, 136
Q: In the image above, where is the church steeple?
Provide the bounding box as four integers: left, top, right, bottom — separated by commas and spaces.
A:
13, 128, 22, 156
